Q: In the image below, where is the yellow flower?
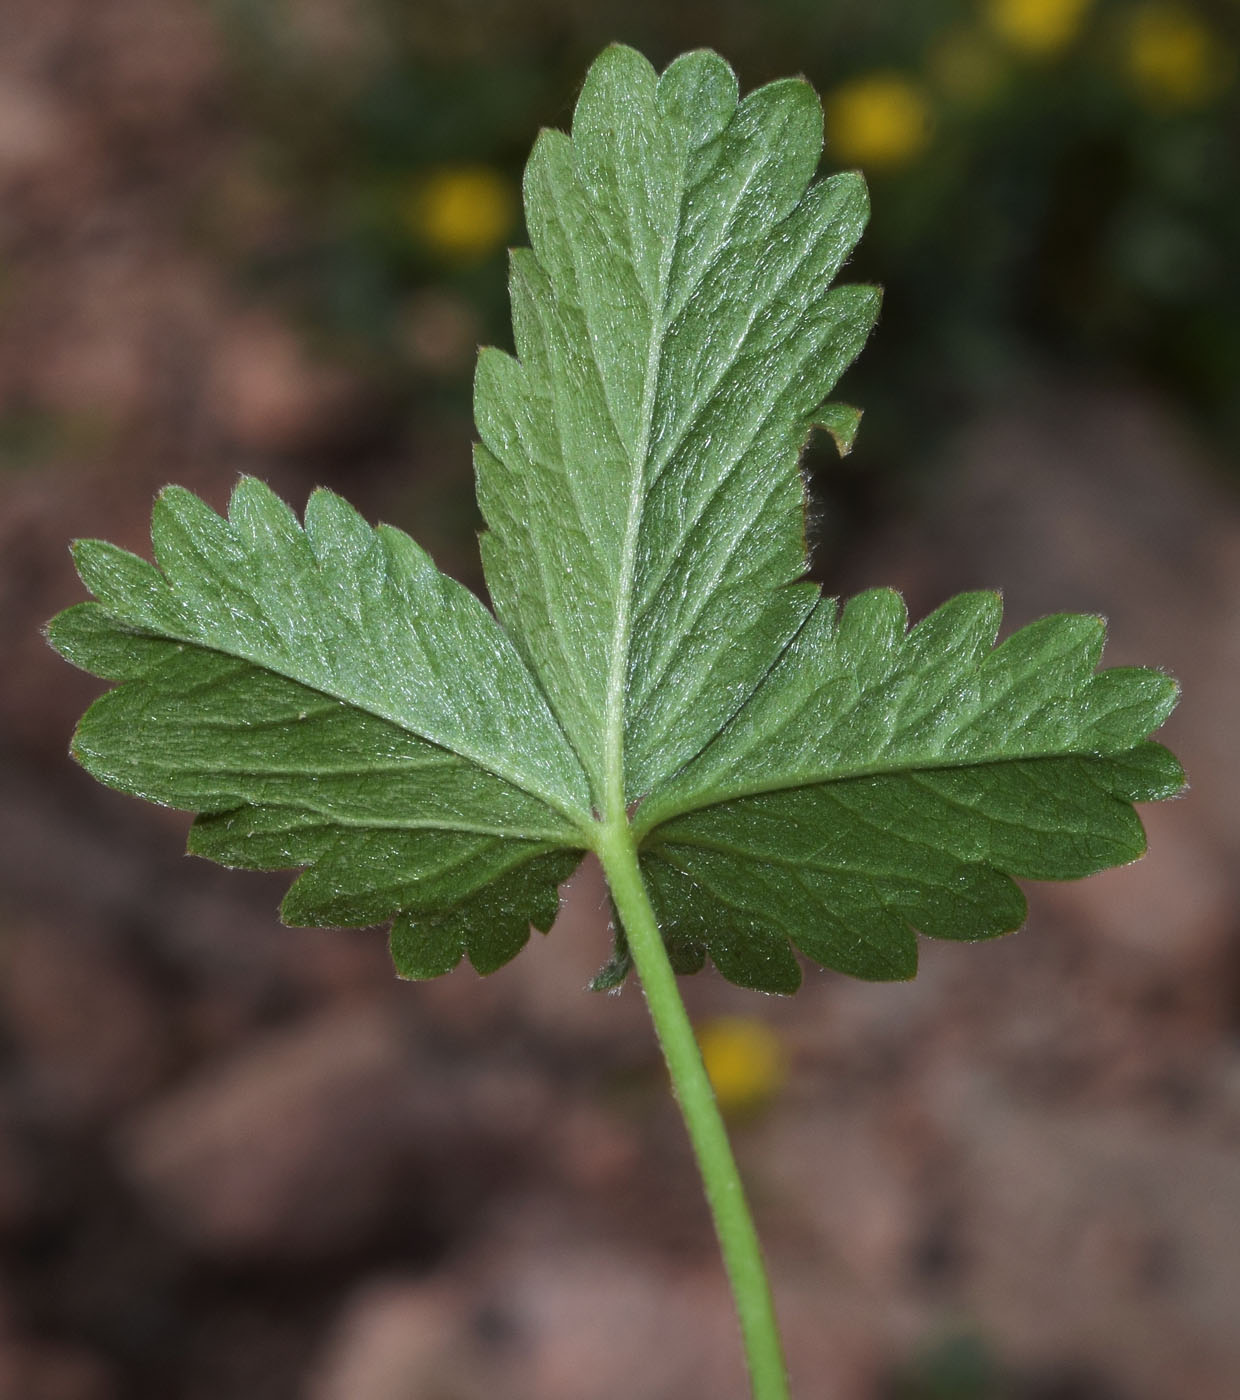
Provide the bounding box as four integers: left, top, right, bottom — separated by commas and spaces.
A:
697, 1016, 788, 1116
984, 0, 1093, 56
405, 165, 515, 262
826, 74, 932, 170
929, 29, 1007, 106
1125, 5, 1232, 107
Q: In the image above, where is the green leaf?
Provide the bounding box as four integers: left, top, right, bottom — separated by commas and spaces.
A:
47, 45, 1182, 992
634, 591, 1183, 987
66, 480, 589, 818
49, 487, 592, 977
475, 44, 879, 803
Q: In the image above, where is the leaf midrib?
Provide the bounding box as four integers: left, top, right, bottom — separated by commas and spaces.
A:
597, 112, 783, 815
633, 744, 1134, 840
107, 624, 592, 838
200, 799, 571, 845
600, 154, 686, 819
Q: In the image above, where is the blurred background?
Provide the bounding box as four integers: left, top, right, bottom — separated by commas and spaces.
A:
1, 0, 1238, 1396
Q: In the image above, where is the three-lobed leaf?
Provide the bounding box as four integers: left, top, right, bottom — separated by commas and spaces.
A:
49, 488, 590, 977
48, 45, 1183, 993
630, 590, 1181, 991
476, 45, 878, 802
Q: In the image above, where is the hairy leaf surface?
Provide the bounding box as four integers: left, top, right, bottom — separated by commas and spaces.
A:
49, 45, 1182, 991
49, 489, 591, 977
475, 44, 879, 802
626, 592, 1181, 990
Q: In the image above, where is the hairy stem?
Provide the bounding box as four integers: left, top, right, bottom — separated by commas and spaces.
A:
595, 816, 792, 1400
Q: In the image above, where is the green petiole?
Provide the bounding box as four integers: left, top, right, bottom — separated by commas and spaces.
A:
595, 810, 791, 1400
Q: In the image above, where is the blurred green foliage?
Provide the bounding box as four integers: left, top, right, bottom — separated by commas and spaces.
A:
206, 0, 1239, 501
886, 1331, 1003, 1400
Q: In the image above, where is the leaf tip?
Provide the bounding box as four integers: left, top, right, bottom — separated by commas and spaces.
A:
579, 42, 658, 109
815, 402, 864, 457
390, 915, 465, 981
153, 481, 206, 518
68, 535, 114, 579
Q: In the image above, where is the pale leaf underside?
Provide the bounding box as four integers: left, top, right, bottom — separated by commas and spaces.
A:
475, 44, 880, 802
48, 45, 1183, 993
48, 488, 591, 979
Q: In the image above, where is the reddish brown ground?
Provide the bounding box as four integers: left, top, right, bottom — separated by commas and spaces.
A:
2, 5, 1238, 1398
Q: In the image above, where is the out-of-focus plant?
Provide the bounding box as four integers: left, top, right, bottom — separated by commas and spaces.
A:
1125, 3, 1233, 107
697, 1018, 789, 1118
984, 0, 1094, 57
205, 0, 1240, 510
403, 165, 516, 262
826, 73, 933, 168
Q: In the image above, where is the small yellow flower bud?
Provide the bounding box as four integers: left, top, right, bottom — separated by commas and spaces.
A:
826, 74, 933, 170
1125, 5, 1233, 108
697, 1016, 788, 1116
405, 165, 515, 262
985, 0, 1094, 56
